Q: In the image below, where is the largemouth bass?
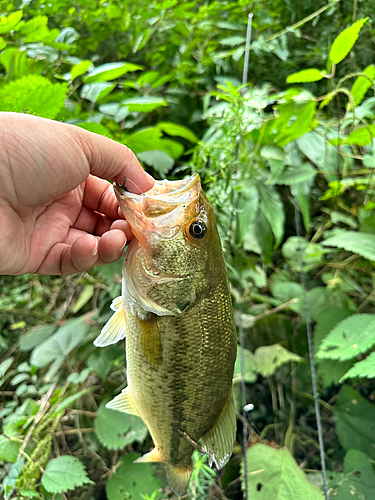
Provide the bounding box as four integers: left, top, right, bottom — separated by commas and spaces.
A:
94, 174, 237, 496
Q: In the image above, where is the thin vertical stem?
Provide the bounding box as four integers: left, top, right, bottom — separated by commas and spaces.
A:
242, 14, 253, 85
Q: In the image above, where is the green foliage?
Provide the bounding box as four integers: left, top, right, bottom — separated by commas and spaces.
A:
41, 456, 93, 493
242, 444, 323, 499
1, 1, 375, 499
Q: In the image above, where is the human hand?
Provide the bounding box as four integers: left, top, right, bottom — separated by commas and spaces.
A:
0, 112, 154, 275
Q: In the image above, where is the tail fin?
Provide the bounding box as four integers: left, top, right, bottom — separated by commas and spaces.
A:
165, 463, 193, 497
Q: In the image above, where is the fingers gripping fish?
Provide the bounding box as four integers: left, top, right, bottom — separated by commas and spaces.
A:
94, 175, 237, 496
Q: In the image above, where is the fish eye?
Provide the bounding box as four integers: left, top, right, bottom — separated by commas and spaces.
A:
188, 220, 207, 239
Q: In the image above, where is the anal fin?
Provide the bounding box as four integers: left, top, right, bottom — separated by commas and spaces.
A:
200, 393, 236, 469
105, 387, 139, 416
165, 463, 192, 497
94, 297, 126, 347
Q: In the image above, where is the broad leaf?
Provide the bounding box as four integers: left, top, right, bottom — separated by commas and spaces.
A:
242, 444, 323, 499
322, 230, 375, 261
340, 351, 375, 382
297, 131, 341, 182
106, 453, 163, 500
272, 163, 316, 185
258, 183, 284, 247
233, 346, 257, 383
317, 314, 375, 361
2, 458, 24, 500
0, 11, 23, 34
334, 385, 375, 459
254, 344, 303, 377
286, 69, 324, 84
0, 435, 20, 462
42, 456, 93, 493
350, 65, 375, 106
121, 96, 168, 112
328, 449, 375, 499
157, 121, 198, 143
0, 76, 68, 118
19, 325, 57, 352
329, 18, 369, 64
137, 150, 174, 176
94, 401, 148, 450
80, 82, 116, 103
71, 60, 92, 80
83, 62, 143, 83
346, 125, 375, 146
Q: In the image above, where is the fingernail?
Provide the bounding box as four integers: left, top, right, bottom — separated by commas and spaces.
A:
91, 240, 98, 256
118, 240, 127, 256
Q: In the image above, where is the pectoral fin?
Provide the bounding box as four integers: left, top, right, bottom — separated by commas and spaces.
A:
105, 387, 139, 416
94, 297, 126, 347
201, 394, 236, 469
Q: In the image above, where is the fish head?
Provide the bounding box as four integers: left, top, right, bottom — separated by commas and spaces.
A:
114, 174, 222, 316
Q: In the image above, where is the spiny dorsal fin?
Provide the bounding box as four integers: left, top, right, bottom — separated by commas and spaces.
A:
200, 394, 236, 469
94, 297, 126, 347
105, 387, 139, 416
134, 447, 165, 463
165, 463, 192, 497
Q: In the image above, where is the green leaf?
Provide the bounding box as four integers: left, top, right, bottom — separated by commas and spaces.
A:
282, 237, 324, 272
328, 449, 375, 499
2, 458, 24, 499
83, 62, 143, 83
233, 346, 257, 383
322, 230, 375, 261
241, 444, 324, 499
0, 11, 23, 34
258, 183, 284, 247
77, 122, 113, 137
275, 100, 316, 147
80, 82, 116, 103
71, 60, 92, 80
157, 121, 198, 143
272, 163, 316, 185
106, 453, 163, 500
42, 456, 93, 493
125, 127, 163, 153
0, 36, 6, 50
334, 385, 375, 459
329, 18, 369, 64
52, 387, 94, 416
72, 285, 94, 313
0, 435, 20, 462
286, 69, 324, 84
297, 131, 341, 182
94, 401, 148, 450
346, 125, 375, 145
30, 317, 90, 368
317, 314, 375, 361
19, 325, 57, 352
137, 150, 174, 176
0, 76, 68, 118
220, 35, 246, 46
0, 357, 14, 378
350, 65, 375, 106
254, 344, 303, 377
340, 351, 375, 382
121, 96, 168, 112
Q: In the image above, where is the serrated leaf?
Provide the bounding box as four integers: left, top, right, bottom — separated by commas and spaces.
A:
286, 69, 324, 83
334, 385, 375, 459
83, 62, 143, 83
317, 314, 375, 361
157, 121, 198, 143
322, 230, 375, 261
254, 344, 303, 377
94, 401, 148, 450
42, 456, 93, 493
0, 76, 68, 118
241, 444, 324, 499
350, 65, 375, 106
106, 453, 163, 500
77, 122, 112, 137
0, 435, 20, 462
121, 96, 168, 113
0, 11, 23, 34
137, 150, 174, 176
340, 351, 375, 382
329, 18, 369, 64
125, 127, 163, 153
233, 346, 257, 383
71, 60, 92, 80
258, 183, 284, 246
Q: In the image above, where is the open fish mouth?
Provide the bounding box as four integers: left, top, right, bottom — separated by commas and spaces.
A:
113, 175, 201, 239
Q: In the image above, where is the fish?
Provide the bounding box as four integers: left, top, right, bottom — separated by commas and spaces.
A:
94, 174, 237, 496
